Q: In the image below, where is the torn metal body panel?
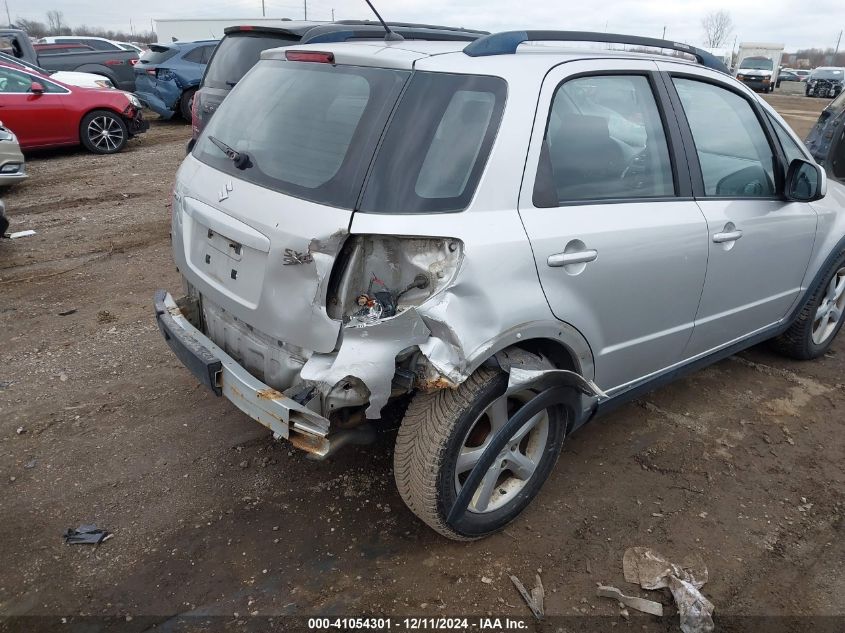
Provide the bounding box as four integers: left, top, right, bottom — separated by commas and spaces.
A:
154, 290, 332, 454
301, 307, 431, 418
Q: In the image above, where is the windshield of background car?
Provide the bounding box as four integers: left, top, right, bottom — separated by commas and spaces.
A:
812, 69, 844, 80
193, 60, 410, 209
740, 58, 772, 70
202, 33, 300, 89
141, 46, 179, 64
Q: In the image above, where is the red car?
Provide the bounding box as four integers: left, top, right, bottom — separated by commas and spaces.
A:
0, 61, 147, 154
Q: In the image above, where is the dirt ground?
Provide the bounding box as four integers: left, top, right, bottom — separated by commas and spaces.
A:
0, 91, 842, 633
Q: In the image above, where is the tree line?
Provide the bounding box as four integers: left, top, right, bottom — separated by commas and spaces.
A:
12, 10, 156, 44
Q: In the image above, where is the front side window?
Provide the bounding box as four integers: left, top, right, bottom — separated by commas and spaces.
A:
1, 69, 67, 94
540, 74, 674, 203
183, 47, 205, 63
766, 113, 808, 165
0, 67, 33, 92
674, 78, 776, 197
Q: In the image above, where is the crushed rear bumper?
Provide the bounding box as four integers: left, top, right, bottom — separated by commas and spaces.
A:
153, 290, 332, 455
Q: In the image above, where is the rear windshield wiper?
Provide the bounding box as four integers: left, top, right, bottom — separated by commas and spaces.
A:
208, 135, 252, 170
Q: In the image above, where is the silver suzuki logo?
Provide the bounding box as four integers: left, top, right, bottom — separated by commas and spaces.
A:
218, 181, 233, 202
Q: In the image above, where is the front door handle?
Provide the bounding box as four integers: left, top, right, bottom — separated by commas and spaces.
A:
713, 229, 743, 243
547, 249, 598, 267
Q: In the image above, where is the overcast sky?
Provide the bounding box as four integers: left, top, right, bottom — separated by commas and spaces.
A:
6, 0, 844, 51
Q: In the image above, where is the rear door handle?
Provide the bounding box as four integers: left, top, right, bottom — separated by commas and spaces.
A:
713, 229, 743, 243
547, 249, 598, 267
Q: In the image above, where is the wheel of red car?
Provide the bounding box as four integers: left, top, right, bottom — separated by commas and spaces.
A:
179, 89, 197, 123
80, 110, 128, 154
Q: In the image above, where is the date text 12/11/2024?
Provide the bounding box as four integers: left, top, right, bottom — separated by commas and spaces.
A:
307, 617, 529, 630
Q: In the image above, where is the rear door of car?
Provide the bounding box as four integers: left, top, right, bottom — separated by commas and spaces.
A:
517, 59, 709, 391
657, 62, 818, 357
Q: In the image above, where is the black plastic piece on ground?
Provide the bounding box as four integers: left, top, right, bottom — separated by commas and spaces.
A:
445, 385, 574, 531
64, 525, 110, 545
463, 30, 730, 74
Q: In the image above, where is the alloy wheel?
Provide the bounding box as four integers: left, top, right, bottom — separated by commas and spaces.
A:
87, 115, 125, 152
454, 391, 549, 514
812, 267, 845, 345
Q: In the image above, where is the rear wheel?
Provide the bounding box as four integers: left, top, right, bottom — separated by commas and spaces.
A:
772, 251, 845, 359
394, 368, 568, 540
80, 110, 128, 154
179, 88, 196, 122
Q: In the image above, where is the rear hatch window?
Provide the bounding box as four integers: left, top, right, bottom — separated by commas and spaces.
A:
193, 59, 507, 213
203, 33, 300, 89
140, 45, 179, 65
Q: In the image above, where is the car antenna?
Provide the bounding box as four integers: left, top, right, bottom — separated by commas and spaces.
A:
363, 0, 404, 42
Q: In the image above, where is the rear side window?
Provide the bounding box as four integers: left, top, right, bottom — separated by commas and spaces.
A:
538, 75, 674, 203
673, 78, 776, 197
141, 46, 179, 64
203, 33, 299, 89
194, 61, 410, 209
183, 46, 205, 63
360, 72, 507, 213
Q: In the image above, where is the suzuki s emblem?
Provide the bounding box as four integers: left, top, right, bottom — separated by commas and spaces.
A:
218, 181, 233, 202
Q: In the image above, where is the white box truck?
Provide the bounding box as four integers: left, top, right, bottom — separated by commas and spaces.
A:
734, 42, 785, 93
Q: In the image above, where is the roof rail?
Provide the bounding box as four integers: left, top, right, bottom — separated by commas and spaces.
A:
302, 24, 485, 45
463, 30, 729, 74
335, 20, 488, 35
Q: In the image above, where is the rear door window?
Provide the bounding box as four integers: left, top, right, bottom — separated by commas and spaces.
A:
539, 74, 674, 203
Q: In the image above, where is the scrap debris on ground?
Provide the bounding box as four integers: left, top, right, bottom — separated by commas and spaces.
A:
63, 525, 111, 546
623, 546, 714, 633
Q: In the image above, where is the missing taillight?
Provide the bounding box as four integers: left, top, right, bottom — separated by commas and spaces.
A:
327, 236, 463, 324
285, 50, 335, 64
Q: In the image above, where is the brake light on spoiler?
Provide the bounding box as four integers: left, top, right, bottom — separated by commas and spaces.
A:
285, 50, 335, 63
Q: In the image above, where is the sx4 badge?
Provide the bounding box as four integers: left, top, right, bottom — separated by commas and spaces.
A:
282, 248, 314, 266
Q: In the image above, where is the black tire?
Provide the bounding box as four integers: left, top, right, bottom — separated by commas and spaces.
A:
394, 368, 568, 540
179, 89, 196, 122
79, 110, 128, 154
771, 250, 845, 360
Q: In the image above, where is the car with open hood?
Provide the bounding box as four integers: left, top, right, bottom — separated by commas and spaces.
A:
155, 31, 845, 540
806, 67, 845, 98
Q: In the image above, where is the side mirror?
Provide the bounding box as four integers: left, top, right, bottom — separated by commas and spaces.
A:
785, 158, 825, 202
30, 81, 45, 95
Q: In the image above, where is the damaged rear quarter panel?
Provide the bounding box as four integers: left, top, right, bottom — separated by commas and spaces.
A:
319, 207, 595, 417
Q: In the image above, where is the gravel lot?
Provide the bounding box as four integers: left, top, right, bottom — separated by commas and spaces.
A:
1, 91, 842, 632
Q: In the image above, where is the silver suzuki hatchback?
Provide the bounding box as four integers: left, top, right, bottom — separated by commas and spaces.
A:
156, 31, 845, 540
